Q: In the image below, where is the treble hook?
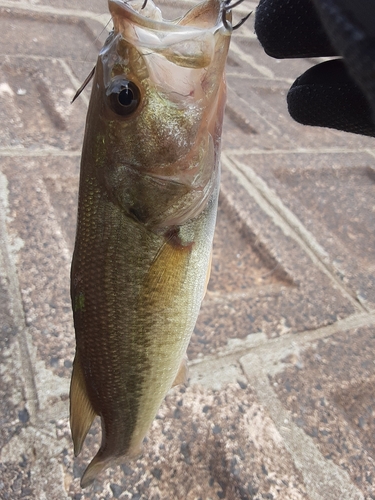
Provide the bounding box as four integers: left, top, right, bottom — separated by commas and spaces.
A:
222, 0, 252, 31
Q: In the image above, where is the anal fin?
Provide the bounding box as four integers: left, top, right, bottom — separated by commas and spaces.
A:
203, 249, 212, 300
172, 356, 188, 387
70, 351, 96, 456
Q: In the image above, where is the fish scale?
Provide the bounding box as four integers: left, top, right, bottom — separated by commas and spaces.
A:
70, 0, 234, 488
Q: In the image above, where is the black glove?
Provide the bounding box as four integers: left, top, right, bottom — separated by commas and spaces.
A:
255, 0, 375, 137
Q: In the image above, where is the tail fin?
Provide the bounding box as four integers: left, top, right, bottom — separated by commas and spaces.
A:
80, 442, 144, 488
80, 453, 112, 489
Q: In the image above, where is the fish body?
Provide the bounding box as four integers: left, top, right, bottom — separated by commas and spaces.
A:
70, 0, 232, 488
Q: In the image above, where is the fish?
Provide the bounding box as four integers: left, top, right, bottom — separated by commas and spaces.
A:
70, 0, 240, 488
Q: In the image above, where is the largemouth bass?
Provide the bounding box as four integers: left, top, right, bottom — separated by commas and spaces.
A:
70, 0, 238, 488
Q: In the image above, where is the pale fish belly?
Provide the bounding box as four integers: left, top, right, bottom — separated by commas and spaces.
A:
126, 180, 220, 453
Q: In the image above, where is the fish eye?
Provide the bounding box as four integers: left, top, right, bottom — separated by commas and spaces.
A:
107, 79, 140, 116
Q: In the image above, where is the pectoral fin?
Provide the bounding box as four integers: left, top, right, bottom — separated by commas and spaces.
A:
172, 356, 189, 387
143, 236, 193, 305
70, 352, 96, 457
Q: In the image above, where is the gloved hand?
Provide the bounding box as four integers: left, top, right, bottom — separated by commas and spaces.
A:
254, 0, 375, 137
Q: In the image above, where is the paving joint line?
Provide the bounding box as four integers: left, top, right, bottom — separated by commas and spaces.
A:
189, 311, 375, 372
223, 154, 366, 312
0, 0, 109, 26
0, 147, 81, 157
224, 147, 374, 155
2, 53, 66, 61
205, 283, 286, 304
0, 0, 255, 23
59, 58, 90, 107
38, 177, 72, 260
232, 25, 257, 39
226, 73, 294, 84
0, 171, 39, 422
229, 41, 275, 78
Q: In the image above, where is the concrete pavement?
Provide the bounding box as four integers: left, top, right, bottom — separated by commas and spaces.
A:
1, 1, 375, 498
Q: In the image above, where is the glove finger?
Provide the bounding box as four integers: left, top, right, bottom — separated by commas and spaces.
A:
311, 0, 375, 129
255, 0, 337, 58
287, 59, 375, 137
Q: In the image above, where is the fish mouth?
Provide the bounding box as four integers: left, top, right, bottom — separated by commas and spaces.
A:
107, 0, 232, 71
108, 0, 230, 36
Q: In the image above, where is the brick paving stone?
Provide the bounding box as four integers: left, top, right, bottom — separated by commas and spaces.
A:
0, 0, 374, 499
1, 57, 86, 149
1, 9, 100, 60
1, 156, 78, 381
60, 384, 310, 500
235, 152, 375, 309
0, 276, 28, 454
270, 325, 375, 498
189, 163, 358, 358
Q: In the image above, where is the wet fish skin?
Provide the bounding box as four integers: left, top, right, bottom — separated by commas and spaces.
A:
70, 0, 232, 488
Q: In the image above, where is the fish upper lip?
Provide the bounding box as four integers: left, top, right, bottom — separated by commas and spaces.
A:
108, 0, 224, 33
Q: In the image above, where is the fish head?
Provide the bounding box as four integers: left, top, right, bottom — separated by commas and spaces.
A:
87, 0, 232, 230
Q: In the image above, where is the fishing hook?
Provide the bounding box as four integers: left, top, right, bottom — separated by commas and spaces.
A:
71, 66, 95, 104
222, 0, 252, 31
141, 0, 148, 8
